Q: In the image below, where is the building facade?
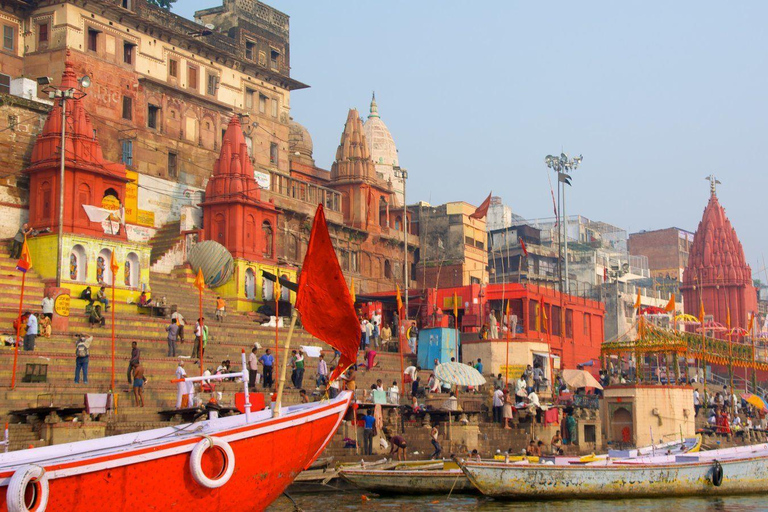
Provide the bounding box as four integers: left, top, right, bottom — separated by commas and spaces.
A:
628, 227, 694, 282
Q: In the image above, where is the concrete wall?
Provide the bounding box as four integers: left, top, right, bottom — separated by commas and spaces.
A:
602, 385, 695, 448
462, 339, 553, 382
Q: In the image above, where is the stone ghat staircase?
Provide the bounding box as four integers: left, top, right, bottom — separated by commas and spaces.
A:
0, 247, 414, 449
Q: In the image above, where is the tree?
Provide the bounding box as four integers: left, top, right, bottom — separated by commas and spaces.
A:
146, 0, 176, 9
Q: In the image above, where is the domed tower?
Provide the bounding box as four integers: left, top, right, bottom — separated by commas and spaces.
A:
681, 178, 757, 331
363, 93, 403, 205
288, 118, 314, 167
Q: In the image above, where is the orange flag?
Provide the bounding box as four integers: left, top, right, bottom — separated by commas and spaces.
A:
15, 239, 31, 273
726, 306, 731, 330
349, 278, 356, 305
748, 313, 755, 333
194, 268, 205, 292
469, 192, 492, 220
396, 284, 403, 314
296, 204, 359, 382
109, 249, 119, 284
541, 303, 548, 332
452, 291, 459, 319
634, 289, 642, 310
664, 294, 676, 313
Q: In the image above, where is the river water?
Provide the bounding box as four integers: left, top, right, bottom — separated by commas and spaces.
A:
268, 492, 767, 511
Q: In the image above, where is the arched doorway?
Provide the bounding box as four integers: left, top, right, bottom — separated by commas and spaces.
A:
97, 248, 113, 285
70, 244, 87, 282
262, 273, 273, 301
245, 268, 256, 300
611, 407, 634, 446
125, 252, 140, 288
280, 274, 290, 301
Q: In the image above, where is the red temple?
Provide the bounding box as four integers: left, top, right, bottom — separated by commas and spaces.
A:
26, 51, 128, 240
201, 116, 278, 262
681, 186, 757, 330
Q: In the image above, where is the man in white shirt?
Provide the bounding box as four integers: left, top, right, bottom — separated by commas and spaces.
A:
492, 387, 504, 424
41, 293, 54, 320
175, 361, 187, 409
693, 389, 701, 417
527, 391, 540, 409
404, 365, 420, 392
248, 347, 259, 390
316, 353, 328, 388
388, 381, 399, 405
170, 308, 185, 343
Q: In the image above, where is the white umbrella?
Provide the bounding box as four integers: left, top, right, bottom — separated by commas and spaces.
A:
434, 362, 486, 387
561, 369, 603, 390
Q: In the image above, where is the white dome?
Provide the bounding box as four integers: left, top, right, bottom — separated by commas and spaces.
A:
363, 94, 399, 168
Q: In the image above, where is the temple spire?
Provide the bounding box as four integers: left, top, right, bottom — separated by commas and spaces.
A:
706, 174, 721, 196
369, 92, 379, 119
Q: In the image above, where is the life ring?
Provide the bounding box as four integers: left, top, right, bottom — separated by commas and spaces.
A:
711, 460, 723, 487
189, 437, 235, 489
6, 464, 49, 512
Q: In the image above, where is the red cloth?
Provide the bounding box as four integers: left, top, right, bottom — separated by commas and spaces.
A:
543, 408, 559, 425
296, 204, 359, 382
469, 192, 492, 219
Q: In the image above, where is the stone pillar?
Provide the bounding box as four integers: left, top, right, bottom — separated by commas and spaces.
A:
44, 283, 70, 333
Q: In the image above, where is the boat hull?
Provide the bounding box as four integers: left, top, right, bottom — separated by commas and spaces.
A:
462, 453, 768, 499
0, 394, 351, 511
340, 469, 475, 495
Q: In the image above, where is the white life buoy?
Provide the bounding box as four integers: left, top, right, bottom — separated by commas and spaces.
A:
189, 437, 235, 489
6, 464, 49, 512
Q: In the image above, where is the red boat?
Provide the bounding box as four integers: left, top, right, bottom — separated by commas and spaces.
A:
0, 357, 351, 511
0, 204, 361, 512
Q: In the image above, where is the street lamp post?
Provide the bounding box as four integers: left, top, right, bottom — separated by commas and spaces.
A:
393, 166, 409, 318
40, 75, 90, 287
544, 153, 582, 295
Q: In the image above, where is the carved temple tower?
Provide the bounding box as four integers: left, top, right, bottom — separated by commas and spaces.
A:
681, 180, 757, 330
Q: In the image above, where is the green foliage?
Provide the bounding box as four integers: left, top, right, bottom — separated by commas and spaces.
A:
146, 0, 176, 10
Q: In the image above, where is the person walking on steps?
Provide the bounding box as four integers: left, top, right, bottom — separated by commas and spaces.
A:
74, 334, 92, 384
215, 297, 226, 323
166, 318, 179, 357
127, 341, 140, 384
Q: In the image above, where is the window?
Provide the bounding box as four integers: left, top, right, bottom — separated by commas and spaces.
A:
147, 105, 159, 129
245, 40, 255, 60
121, 140, 133, 166
123, 43, 134, 65
169, 59, 178, 78
206, 73, 217, 96
269, 142, 278, 165
122, 96, 132, 120
271, 98, 278, 117
121, 0, 132, 9
187, 65, 198, 90
583, 313, 591, 337
565, 309, 573, 338
259, 94, 267, 114
3, 25, 15, 51
262, 221, 273, 258
245, 88, 254, 109
167, 151, 178, 178
270, 49, 279, 69
87, 29, 98, 52
0, 73, 9, 94
38, 23, 48, 44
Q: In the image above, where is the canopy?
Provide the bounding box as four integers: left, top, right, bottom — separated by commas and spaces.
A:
741, 393, 768, 413
696, 321, 727, 333
675, 314, 700, 325
434, 362, 486, 387
561, 369, 603, 390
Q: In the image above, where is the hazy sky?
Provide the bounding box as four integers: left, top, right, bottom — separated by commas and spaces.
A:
178, 1, 768, 277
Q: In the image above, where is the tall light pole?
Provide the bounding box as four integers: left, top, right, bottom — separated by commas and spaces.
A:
40, 73, 91, 287
545, 153, 582, 295
394, 166, 409, 318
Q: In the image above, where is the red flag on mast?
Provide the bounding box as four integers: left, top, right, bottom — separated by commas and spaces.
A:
296, 204, 359, 382
469, 192, 492, 220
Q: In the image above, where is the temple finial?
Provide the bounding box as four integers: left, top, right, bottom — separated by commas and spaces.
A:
706, 174, 722, 196
369, 92, 379, 119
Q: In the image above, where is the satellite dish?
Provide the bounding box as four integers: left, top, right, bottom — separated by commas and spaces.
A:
204, 23, 215, 30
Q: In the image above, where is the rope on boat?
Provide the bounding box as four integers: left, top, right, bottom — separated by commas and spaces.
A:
281, 491, 303, 511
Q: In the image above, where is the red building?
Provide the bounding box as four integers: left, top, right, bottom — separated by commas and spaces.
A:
26, 51, 129, 240
201, 116, 278, 262
681, 186, 757, 330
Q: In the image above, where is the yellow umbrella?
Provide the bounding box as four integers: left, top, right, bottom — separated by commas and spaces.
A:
742, 393, 768, 412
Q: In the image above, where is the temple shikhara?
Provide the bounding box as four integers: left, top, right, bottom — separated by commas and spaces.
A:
681, 177, 757, 330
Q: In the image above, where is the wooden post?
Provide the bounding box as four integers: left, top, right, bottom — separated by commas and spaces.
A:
274, 309, 299, 417
274, 272, 280, 386
504, 301, 511, 387
10, 270, 26, 390
110, 272, 116, 391
398, 311, 404, 406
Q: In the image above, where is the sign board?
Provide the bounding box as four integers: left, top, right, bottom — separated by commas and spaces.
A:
125, 170, 139, 224
54, 294, 70, 317
137, 210, 155, 227
254, 171, 271, 189
443, 295, 463, 310
500, 364, 526, 380
101, 195, 120, 211
573, 394, 600, 410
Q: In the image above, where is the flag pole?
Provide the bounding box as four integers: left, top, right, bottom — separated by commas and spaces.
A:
274, 269, 280, 387
504, 300, 511, 387
10, 271, 25, 390
110, 266, 116, 392
274, 309, 299, 417
398, 310, 404, 405
194, 269, 205, 376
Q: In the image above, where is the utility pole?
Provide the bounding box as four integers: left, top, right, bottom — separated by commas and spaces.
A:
394, 167, 409, 317
545, 153, 583, 295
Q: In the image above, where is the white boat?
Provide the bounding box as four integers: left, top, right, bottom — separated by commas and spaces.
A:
340, 459, 476, 494
460, 443, 768, 499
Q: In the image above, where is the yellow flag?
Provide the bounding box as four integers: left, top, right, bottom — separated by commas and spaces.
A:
634, 289, 642, 310
349, 278, 356, 304
505, 299, 510, 316
726, 306, 731, 330
109, 249, 119, 274
453, 291, 459, 319
698, 300, 705, 325
541, 303, 548, 332
274, 276, 281, 302
535, 303, 541, 331
664, 294, 676, 313
194, 268, 205, 292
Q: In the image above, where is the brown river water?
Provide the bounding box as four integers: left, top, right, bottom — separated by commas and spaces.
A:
267, 493, 767, 511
